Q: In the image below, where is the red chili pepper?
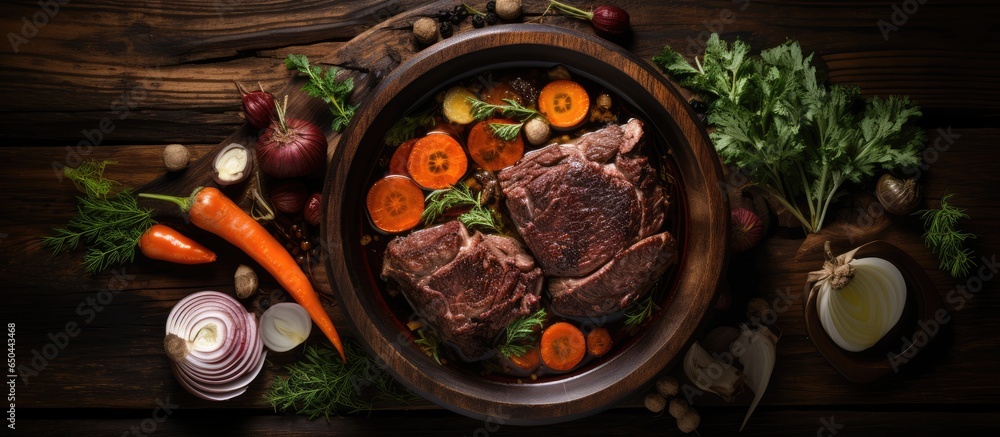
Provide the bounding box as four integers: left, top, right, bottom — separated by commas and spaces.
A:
139, 224, 217, 264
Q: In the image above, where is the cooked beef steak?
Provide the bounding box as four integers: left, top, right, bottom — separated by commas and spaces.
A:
499, 119, 677, 318
549, 233, 677, 317
381, 221, 544, 361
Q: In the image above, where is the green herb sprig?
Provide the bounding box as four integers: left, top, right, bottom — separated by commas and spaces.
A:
284, 54, 357, 132
64, 160, 119, 199
467, 97, 543, 141
414, 328, 443, 365
623, 295, 660, 335
43, 161, 155, 274
917, 194, 977, 278
384, 104, 437, 147
266, 343, 413, 420
421, 183, 503, 233
654, 34, 924, 233
497, 309, 547, 357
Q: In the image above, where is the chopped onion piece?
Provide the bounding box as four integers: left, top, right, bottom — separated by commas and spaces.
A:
259, 302, 312, 352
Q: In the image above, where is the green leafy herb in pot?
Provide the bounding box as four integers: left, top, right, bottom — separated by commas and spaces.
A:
654, 34, 924, 233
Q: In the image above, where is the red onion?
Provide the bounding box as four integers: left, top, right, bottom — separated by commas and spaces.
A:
236, 82, 276, 129
731, 207, 764, 253
269, 180, 308, 214
163, 291, 266, 401
304, 193, 323, 226
548, 1, 631, 36
257, 96, 328, 179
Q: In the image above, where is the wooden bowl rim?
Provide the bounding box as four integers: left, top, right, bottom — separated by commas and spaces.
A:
322, 24, 727, 425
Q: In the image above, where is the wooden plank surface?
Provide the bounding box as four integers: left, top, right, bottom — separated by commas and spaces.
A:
1, 0, 999, 434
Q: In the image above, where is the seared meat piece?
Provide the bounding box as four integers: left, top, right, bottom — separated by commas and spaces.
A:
499, 119, 677, 318
382, 221, 543, 361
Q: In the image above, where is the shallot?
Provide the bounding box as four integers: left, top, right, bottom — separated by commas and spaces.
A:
163, 291, 266, 401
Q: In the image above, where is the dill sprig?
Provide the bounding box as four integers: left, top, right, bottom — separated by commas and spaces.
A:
497, 309, 547, 357
44, 161, 156, 274
285, 54, 357, 132
917, 193, 977, 278
421, 183, 502, 233
64, 160, 118, 199
384, 104, 437, 147
467, 97, 543, 141
266, 343, 413, 420
624, 295, 660, 335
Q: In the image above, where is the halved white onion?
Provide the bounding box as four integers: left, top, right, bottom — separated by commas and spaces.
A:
817, 257, 906, 352
164, 291, 266, 401
259, 302, 312, 352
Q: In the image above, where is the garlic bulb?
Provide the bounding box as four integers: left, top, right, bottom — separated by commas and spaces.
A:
809, 242, 907, 352
876, 174, 921, 215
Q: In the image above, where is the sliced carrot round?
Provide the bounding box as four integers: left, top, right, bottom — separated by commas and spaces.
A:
484, 82, 523, 107
466, 119, 525, 171
586, 327, 613, 357
406, 133, 468, 190
366, 175, 425, 233
538, 80, 590, 129
388, 138, 418, 176
508, 347, 541, 372
540, 322, 586, 371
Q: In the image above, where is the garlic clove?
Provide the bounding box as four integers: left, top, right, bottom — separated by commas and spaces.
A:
683, 342, 743, 401
735, 324, 777, 431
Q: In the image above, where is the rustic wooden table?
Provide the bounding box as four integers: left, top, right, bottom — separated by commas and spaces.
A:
1, 0, 998, 435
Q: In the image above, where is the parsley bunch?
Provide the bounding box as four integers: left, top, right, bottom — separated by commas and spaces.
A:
284, 54, 357, 132
654, 35, 925, 232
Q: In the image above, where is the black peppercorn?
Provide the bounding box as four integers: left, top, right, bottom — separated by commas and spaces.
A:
472, 14, 485, 28
437, 10, 451, 22
485, 12, 499, 24
440, 21, 453, 37
486, 1, 496, 13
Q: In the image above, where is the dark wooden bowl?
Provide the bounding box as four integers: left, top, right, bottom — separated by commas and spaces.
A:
322, 24, 727, 425
804, 240, 948, 383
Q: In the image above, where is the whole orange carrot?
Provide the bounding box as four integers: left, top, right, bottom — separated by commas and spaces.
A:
140, 187, 346, 362
139, 224, 217, 264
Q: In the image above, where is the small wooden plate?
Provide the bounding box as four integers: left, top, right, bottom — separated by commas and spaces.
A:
804, 240, 948, 383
